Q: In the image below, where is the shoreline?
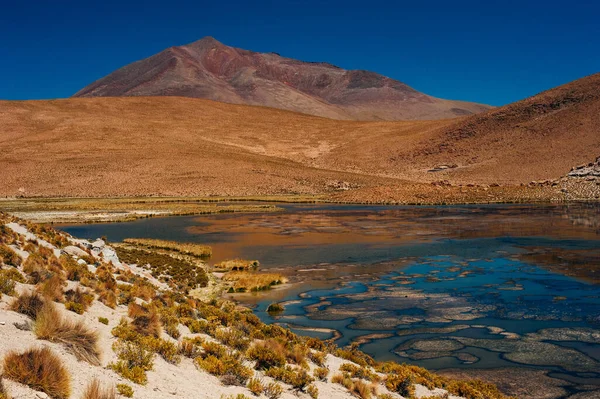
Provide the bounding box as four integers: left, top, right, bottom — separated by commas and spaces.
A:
1, 190, 599, 223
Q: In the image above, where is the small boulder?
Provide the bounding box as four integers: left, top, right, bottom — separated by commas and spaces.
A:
62, 245, 89, 258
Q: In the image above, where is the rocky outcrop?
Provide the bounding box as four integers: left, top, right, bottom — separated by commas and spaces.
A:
568, 157, 600, 178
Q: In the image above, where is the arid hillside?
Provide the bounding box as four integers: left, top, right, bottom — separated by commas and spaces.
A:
74, 37, 491, 121
0, 73, 599, 199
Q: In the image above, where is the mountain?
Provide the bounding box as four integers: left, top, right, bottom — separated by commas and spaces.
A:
1, 73, 598, 200
73, 36, 491, 121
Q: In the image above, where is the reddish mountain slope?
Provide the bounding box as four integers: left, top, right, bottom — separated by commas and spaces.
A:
317, 72, 600, 184
74, 37, 491, 121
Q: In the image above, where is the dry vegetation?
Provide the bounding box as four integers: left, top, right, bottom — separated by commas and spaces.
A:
214, 259, 260, 272
114, 245, 208, 293
82, 379, 116, 399
33, 303, 101, 365
222, 271, 288, 293
2, 347, 71, 399
123, 238, 212, 258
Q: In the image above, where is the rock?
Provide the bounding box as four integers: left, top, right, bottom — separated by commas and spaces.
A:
62, 245, 89, 258
91, 239, 105, 250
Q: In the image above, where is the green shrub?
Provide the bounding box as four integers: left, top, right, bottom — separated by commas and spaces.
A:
247, 377, 263, 395
98, 317, 109, 325
116, 383, 134, 397
340, 363, 379, 382
265, 366, 314, 390
109, 341, 154, 385
264, 382, 284, 399
306, 384, 319, 399
215, 328, 250, 352
314, 367, 329, 381
308, 350, 326, 367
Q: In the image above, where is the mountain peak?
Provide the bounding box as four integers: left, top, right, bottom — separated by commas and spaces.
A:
73, 39, 492, 121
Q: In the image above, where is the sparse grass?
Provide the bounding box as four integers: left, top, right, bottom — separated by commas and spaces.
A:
215, 328, 251, 352
1, 267, 26, 284
314, 366, 329, 381
264, 366, 314, 390
123, 238, 212, 258
384, 373, 414, 398
82, 378, 116, 399
109, 341, 154, 385
223, 271, 287, 292
178, 337, 203, 358
352, 379, 377, 399
64, 287, 94, 314
62, 255, 92, 281
307, 350, 326, 367
33, 303, 101, 365
0, 273, 16, 296
37, 274, 65, 302
10, 291, 45, 319
2, 347, 71, 399
339, 363, 379, 383
195, 341, 253, 384
115, 246, 208, 293
263, 382, 284, 399
306, 384, 319, 399
247, 377, 263, 395
0, 244, 20, 267
332, 373, 353, 389
128, 303, 162, 338
334, 343, 376, 367
116, 384, 134, 398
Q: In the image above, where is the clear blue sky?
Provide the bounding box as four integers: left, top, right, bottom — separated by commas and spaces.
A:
1, 0, 599, 105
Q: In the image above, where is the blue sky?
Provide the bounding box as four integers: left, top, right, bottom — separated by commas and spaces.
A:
1, 0, 598, 105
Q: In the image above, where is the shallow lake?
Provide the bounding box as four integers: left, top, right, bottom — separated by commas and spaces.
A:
60, 203, 600, 396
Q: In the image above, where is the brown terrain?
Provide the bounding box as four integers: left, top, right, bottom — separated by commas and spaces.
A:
74, 37, 491, 121
1, 72, 599, 202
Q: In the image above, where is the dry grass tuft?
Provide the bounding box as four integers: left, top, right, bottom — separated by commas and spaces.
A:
34, 303, 101, 365
2, 347, 70, 399
128, 303, 162, 338
37, 274, 65, 302
64, 287, 94, 314
10, 291, 45, 319
0, 244, 21, 267
246, 340, 286, 370
82, 378, 116, 399
351, 379, 376, 399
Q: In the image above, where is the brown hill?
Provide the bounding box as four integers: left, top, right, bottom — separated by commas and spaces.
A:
73, 37, 491, 121
1, 73, 599, 199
